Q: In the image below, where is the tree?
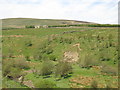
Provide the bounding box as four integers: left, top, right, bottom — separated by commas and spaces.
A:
34, 79, 57, 88
55, 61, 72, 77
40, 60, 54, 76
34, 60, 54, 76
3, 58, 29, 80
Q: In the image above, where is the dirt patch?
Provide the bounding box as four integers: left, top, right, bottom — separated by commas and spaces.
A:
24, 70, 33, 73
73, 43, 81, 51
70, 75, 118, 88
70, 76, 94, 87
0, 35, 25, 37
63, 51, 79, 62
23, 80, 34, 88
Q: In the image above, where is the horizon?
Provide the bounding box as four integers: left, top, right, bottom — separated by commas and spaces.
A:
2, 17, 97, 23
1, 17, 119, 24
0, 0, 119, 24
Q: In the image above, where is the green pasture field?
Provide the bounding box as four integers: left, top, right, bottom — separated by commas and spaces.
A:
2, 27, 118, 88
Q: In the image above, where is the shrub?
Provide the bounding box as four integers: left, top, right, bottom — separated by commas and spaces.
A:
7, 49, 14, 58
45, 46, 53, 54
58, 37, 73, 44
2, 59, 14, 77
25, 55, 30, 61
33, 44, 53, 61
55, 61, 72, 77
91, 80, 98, 88
33, 51, 42, 61
101, 64, 118, 76
49, 54, 57, 61
35, 60, 54, 76
8, 67, 22, 79
34, 79, 57, 88
2, 77, 26, 88
106, 82, 112, 88
24, 40, 32, 47
80, 54, 99, 68
41, 60, 54, 76
99, 50, 111, 61
3, 58, 29, 79
25, 25, 35, 28
14, 57, 29, 69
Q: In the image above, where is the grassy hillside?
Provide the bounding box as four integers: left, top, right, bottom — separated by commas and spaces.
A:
2, 27, 118, 88
2, 18, 95, 28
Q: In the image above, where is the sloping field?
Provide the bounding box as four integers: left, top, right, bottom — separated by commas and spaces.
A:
2, 27, 118, 88
2, 18, 95, 28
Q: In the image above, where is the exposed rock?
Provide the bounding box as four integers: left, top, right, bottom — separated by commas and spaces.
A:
63, 51, 79, 62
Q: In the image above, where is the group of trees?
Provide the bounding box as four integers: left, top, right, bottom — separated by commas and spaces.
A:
3, 57, 29, 81
48, 24, 120, 28
25, 25, 35, 28
33, 60, 72, 78
25, 24, 119, 29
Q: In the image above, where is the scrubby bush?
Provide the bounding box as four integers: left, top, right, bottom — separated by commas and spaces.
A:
14, 57, 29, 69
33, 44, 46, 61
40, 60, 54, 76
3, 58, 29, 79
33, 43, 54, 61
24, 40, 32, 47
34, 79, 57, 88
8, 67, 22, 79
91, 80, 98, 88
55, 61, 72, 77
80, 54, 99, 68
7, 49, 14, 58
3, 59, 14, 77
49, 54, 57, 61
25, 55, 30, 61
99, 50, 111, 61
101, 64, 118, 76
25, 25, 35, 28
34, 60, 54, 76
57, 37, 73, 44
106, 81, 112, 88
33, 51, 42, 61
45, 46, 53, 54
2, 77, 26, 88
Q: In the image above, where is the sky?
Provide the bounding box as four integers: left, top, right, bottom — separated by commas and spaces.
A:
0, 0, 119, 24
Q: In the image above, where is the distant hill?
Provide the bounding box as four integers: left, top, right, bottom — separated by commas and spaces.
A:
2, 18, 96, 28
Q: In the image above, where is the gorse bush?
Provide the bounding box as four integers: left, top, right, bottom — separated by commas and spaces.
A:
8, 67, 22, 79
3, 58, 29, 79
34, 60, 54, 76
33, 42, 54, 61
25, 25, 35, 28
14, 57, 29, 69
40, 60, 54, 76
24, 40, 32, 47
2, 77, 26, 88
55, 61, 72, 77
91, 80, 98, 88
99, 50, 111, 61
101, 64, 118, 76
49, 54, 57, 61
7, 49, 14, 58
34, 79, 57, 88
25, 55, 30, 61
80, 53, 99, 68
58, 37, 73, 44
3, 59, 14, 77
33, 51, 42, 61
